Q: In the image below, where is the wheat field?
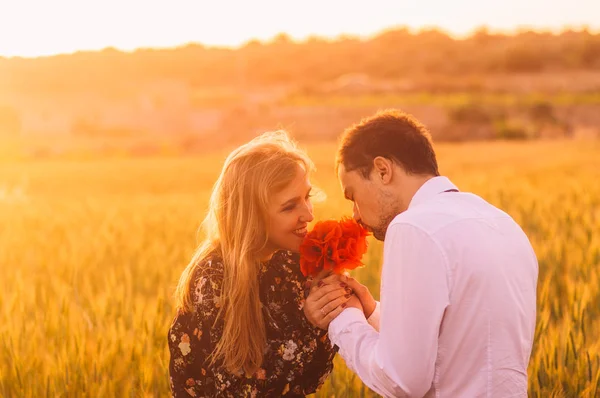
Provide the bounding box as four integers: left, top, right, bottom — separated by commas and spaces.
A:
1, 140, 599, 397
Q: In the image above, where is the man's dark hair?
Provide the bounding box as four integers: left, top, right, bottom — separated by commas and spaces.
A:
336, 109, 440, 178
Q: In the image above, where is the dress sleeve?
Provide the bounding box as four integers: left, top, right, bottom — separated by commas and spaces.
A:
168, 261, 230, 397
300, 330, 337, 395
269, 250, 338, 395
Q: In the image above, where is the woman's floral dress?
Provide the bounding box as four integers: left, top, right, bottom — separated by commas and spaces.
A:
168, 250, 337, 397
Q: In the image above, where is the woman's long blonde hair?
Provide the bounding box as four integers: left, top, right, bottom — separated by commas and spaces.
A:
174, 130, 314, 376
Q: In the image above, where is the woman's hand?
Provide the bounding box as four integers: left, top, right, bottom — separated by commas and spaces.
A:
303, 272, 352, 329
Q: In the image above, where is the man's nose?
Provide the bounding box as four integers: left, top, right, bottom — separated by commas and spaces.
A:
352, 204, 360, 222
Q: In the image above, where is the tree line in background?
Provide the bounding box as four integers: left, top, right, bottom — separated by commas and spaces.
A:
2, 27, 600, 94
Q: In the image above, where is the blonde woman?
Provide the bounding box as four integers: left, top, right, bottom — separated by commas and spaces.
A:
168, 131, 351, 397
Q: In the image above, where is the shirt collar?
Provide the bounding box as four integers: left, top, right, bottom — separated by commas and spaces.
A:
408, 176, 459, 209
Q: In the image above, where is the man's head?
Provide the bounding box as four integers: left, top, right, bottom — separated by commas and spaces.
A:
336, 109, 440, 240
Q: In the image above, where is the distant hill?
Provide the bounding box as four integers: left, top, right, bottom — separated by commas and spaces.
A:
1, 28, 600, 94
1, 27, 599, 153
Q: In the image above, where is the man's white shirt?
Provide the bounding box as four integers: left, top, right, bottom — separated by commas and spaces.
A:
329, 177, 538, 397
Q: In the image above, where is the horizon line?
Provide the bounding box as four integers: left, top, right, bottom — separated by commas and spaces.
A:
1, 23, 598, 60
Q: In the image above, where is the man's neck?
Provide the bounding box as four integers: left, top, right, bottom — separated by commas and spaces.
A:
397, 174, 437, 211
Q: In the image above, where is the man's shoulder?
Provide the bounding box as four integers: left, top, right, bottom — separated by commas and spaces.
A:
387, 203, 453, 237
395, 193, 511, 232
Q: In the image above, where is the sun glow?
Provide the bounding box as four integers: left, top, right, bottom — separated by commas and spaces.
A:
1, 0, 599, 58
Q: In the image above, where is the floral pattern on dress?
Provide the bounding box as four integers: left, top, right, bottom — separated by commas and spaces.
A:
168, 250, 337, 397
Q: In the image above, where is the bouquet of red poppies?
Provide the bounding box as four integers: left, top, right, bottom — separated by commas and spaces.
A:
299, 217, 370, 277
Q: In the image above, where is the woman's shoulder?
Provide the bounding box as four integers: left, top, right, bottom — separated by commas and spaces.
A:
194, 251, 224, 278
190, 252, 225, 304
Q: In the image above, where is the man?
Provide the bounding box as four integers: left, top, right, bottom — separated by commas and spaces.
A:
304, 109, 538, 397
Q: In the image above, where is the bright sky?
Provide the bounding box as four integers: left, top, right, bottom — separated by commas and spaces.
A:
0, 0, 598, 58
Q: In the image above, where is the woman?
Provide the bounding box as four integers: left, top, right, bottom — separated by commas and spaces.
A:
168, 131, 351, 397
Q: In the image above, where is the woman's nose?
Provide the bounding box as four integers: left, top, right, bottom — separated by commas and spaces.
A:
301, 203, 314, 223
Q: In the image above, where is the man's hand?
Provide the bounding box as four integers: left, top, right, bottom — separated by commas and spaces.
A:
344, 294, 364, 312
342, 274, 377, 319
303, 272, 353, 329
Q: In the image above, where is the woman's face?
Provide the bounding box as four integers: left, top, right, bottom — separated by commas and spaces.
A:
264, 164, 314, 255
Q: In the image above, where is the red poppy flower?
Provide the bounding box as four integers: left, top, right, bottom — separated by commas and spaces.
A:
299, 218, 370, 277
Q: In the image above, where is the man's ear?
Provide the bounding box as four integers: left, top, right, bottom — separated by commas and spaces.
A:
372, 156, 393, 184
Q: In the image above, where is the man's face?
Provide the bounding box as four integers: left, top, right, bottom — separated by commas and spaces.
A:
338, 164, 399, 241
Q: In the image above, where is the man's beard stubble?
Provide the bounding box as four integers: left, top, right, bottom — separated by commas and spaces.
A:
369, 191, 402, 241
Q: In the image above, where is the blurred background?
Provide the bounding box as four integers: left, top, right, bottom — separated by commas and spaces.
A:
1, 1, 600, 397
1, 0, 600, 158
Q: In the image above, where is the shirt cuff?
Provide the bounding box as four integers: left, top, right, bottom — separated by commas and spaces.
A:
328, 307, 367, 348
367, 301, 381, 331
